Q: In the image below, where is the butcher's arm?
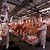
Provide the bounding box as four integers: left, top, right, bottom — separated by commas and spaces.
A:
38, 25, 45, 30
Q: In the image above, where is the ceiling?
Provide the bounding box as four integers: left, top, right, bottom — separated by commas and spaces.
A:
8, 3, 16, 12
1, 0, 50, 17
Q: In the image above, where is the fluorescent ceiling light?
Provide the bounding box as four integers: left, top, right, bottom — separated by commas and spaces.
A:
27, 10, 31, 12
39, 7, 50, 12
47, 0, 50, 3
20, 0, 24, 1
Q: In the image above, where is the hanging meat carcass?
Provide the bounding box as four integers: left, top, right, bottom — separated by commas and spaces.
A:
8, 22, 15, 30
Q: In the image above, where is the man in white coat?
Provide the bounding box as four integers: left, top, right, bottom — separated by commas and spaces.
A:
2, 22, 9, 49
38, 20, 47, 49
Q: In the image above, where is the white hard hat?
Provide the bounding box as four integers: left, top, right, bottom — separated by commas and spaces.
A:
42, 20, 46, 23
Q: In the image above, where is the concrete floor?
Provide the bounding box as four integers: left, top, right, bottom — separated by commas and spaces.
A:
3, 34, 50, 50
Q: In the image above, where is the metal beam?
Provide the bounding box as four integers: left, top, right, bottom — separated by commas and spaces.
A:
36, 0, 50, 9
3, 0, 24, 6
4, 0, 24, 5
9, 0, 30, 17
38, 3, 50, 10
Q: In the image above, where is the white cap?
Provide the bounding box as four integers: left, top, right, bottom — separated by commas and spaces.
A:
2, 23, 7, 27
42, 20, 46, 23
